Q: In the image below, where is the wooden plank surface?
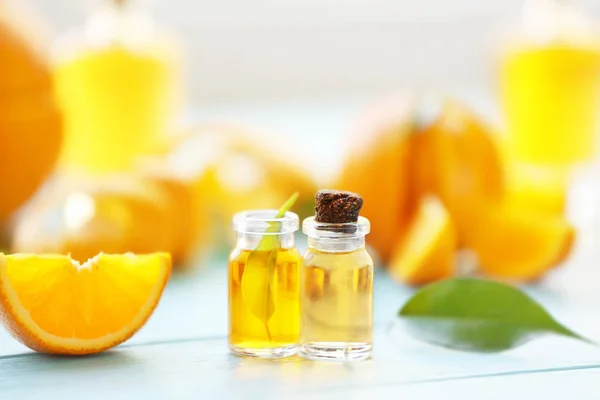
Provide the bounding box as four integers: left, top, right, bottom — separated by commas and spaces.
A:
2, 245, 600, 399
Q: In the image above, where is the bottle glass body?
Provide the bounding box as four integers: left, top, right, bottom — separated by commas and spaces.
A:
498, 0, 600, 165
53, 0, 182, 173
228, 210, 301, 358
300, 217, 374, 361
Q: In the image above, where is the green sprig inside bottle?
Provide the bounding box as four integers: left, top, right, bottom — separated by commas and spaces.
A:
240, 192, 299, 341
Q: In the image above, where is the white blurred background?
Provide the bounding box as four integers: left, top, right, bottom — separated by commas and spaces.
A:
28, 0, 600, 102
22, 0, 600, 180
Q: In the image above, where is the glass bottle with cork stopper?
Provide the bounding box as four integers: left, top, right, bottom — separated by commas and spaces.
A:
300, 190, 374, 361
228, 194, 302, 358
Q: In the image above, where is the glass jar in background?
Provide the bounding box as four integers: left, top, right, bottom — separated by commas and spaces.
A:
498, 0, 600, 166
300, 216, 373, 361
228, 210, 301, 358
496, 0, 600, 241
53, 0, 183, 174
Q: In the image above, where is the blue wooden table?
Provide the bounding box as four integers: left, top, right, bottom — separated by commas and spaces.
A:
2, 97, 600, 399
2, 246, 600, 399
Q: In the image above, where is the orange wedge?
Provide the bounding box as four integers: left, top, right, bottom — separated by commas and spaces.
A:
465, 207, 575, 281
388, 197, 456, 285
0, 252, 171, 355
12, 175, 175, 263
137, 166, 207, 267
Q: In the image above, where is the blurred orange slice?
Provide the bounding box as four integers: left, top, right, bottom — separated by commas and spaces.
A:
12, 175, 175, 263
465, 207, 574, 281
388, 197, 456, 285
0, 252, 171, 355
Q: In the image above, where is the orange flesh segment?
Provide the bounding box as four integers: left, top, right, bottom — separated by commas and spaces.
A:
465, 208, 575, 281
0, 252, 171, 353
388, 197, 456, 285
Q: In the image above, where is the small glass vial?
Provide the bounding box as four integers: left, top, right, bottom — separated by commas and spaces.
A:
300, 216, 374, 361
228, 210, 301, 358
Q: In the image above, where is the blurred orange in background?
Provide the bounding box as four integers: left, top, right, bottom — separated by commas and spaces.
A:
464, 203, 575, 281
157, 123, 318, 243
8, 120, 318, 268
388, 196, 456, 286
12, 175, 175, 262
338, 95, 575, 284
337, 95, 414, 262
409, 100, 504, 245
11, 170, 210, 270
136, 164, 207, 267
0, 5, 62, 225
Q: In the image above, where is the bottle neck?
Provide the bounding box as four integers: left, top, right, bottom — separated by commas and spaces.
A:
83, 0, 156, 48
307, 235, 365, 253
235, 232, 295, 250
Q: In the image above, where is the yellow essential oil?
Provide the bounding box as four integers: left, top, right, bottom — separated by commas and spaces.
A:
498, 0, 600, 165
301, 248, 373, 346
299, 190, 373, 361
53, 0, 181, 173
55, 48, 179, 172
228, 210, 301, 358
500, 43, 600, 165
229, 248, 301, 350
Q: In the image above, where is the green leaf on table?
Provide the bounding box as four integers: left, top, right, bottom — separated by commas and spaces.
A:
398, 277, 593, 352
241, 192, 298, 340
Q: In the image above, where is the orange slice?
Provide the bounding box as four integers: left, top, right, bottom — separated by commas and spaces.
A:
388, 197, 456, 285
465, 207, 575, 281
136, 159, 210, 268
12, 175, 175, 263
0, 252, 171, 355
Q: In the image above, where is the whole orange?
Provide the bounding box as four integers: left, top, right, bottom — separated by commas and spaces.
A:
337, 95, 415, 262
0, 8, 63, 223
337, 94, 575, 282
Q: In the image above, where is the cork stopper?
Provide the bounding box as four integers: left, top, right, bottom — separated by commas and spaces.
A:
314, 189, 363, 223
